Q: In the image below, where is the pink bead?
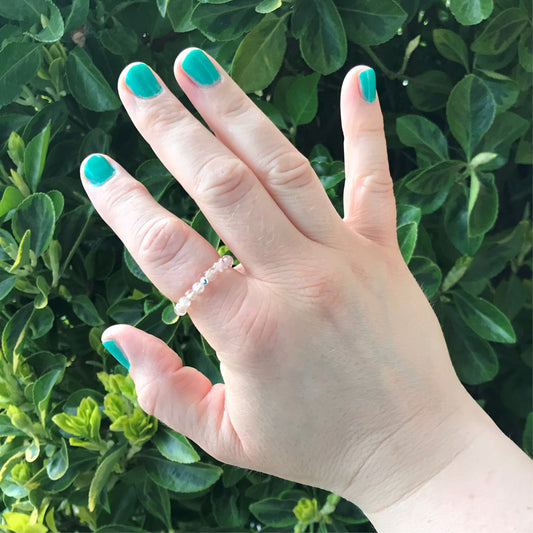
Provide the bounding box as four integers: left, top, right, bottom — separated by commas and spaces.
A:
222, 255, 233, 268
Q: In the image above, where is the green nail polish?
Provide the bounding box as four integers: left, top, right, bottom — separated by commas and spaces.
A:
359, 68, 376, 103
125, 63, 162, 98
103, 339, 130, 371
182, 49, 221, 86
84, 155, 115, 186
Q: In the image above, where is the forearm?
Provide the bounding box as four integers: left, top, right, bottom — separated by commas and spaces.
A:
345, 395, 533, 533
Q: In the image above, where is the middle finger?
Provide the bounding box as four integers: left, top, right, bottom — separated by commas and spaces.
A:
118, 62, 304, 277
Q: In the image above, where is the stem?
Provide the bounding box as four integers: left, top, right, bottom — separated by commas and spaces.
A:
59, 207, 94, 278
363, 46, 396, 79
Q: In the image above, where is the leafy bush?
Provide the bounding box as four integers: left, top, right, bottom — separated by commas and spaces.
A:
0, 0, 531, 531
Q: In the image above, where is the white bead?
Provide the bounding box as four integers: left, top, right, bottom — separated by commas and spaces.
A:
214, 261, 224, 272
205, 268, 216, 281
222, 255, 233, 268
200, 277, 208, 285
185, 290, 194, 299
192, 282, 204, 295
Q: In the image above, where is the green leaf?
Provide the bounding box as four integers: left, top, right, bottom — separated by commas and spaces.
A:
444, 185, 484, 256
479, 72, 519, 114
135, 159, 173, 201
8, 131, 25, 169
397, 221, 417, 264
405, 160, 464, 195
144, 456, 222, 492
471, 8, 528, 55
65, 47, 121, 112
337, 0, 407, 45
32, 1, 64, 43
523, 413, 533, 458
0, 43, 42, 107
89, 444, 127, 511
494, 275, 526, 322
446, 75, 495, 160
153, 427, 200, 464
212, 486, 247, 528
467, 171, 498, 237
396, 115, 449, 166
71, 295, 104, 326
166, 0, 196, 32
480, 111, 529, 169
0, 270, 16, 301
123, 247, 150, 283
24, 122, 51, 192
2, 303, 34, 371
12, 193, 55, 257
409, 256, 442, 300
47, 190, 64, 220
46, 438, 69, 481
0, 186, 24, 219
406, 70, 452, 111
441, 304, 499, 385
157, 0, 170, 16
249, 497, 299, 527
64, 0, 90, 32
289, 73, 321, 126
449, 0, 493, 25
442, 255, 473, 292
0, 0, 47, 21
292, 0, 347, 74
256, 0, 282, 14
22, 100, 68, 142
9, 229, 31, 273
30, 306, 54, 338
98, 23, 138, 57
231, 15, 287, 93
33, 368, 62, 424
191, 210, 220, 250
191, 0, 261, 41
461, 220, 531, 283
433, 29, 469, 70
139, 477, 172, 530
518, 28, 533, 72
452, 289, 516, 343
396, 203, 421, 226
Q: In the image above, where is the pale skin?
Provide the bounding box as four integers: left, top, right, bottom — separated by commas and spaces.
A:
80, 48, 533, 532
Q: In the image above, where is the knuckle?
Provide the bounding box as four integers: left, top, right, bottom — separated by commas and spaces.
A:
136, 216, 185, 269
220, 93, 248, 122
195, 155, 253, 207
137, 102, 189, 139
263, 149, 314, 189
105, 180, 148, 214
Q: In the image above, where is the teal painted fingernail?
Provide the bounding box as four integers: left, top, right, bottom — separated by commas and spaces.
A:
84, 155, 115, 186
103, 339, 130, 371
359, 68, 376, 103
125, 63, 162, 98
182, 49, 221, 86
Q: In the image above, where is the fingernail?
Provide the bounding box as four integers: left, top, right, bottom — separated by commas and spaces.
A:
359, 68, 376, 103
84, 155, 116, 186
181, 49, 221, 86
125, 63, 162, 98
102, 339, 130, 371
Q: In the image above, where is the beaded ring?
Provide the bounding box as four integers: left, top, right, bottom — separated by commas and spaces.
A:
174, 255, 233, 316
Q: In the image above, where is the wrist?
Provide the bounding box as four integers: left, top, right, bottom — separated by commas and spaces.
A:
340, 388, 533, 532
338, 382, 488, 513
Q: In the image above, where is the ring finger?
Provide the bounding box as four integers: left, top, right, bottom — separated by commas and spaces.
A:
79, 154, 245, 322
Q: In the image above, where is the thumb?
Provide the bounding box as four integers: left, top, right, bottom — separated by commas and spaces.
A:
340, 66, 397, 247
101, 324, 244, 465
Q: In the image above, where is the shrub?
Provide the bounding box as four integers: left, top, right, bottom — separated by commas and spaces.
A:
0, 0, 531, 531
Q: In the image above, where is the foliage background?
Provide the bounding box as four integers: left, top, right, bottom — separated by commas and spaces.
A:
0, 0, 531, 531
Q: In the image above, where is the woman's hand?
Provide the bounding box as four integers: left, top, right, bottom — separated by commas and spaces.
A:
80, 48, 485, 514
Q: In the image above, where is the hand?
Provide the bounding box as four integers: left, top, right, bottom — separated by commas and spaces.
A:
80, 48, 481, 513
